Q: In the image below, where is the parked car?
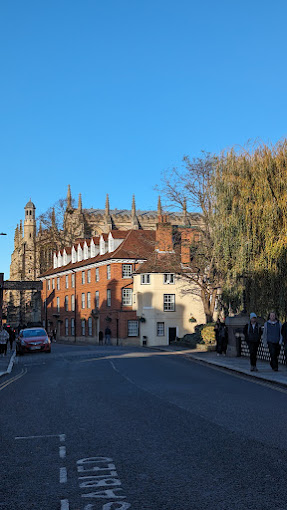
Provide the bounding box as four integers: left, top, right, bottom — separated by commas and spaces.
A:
16, 328, 51, 355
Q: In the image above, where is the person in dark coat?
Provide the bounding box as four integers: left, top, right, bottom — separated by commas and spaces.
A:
99, 330, 103, 345
214, 319, 227, 355
243, 313, 262, 372
262, 311, 282, 371
280, 319, 287, 365
105, 326, 111, 345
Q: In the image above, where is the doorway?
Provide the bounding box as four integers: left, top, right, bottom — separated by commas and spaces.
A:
168, 327, 177, 344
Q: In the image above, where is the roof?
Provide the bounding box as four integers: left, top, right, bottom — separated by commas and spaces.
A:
40, 229, 156, 277
25, 200, 36, 209
135, 252, 181, 274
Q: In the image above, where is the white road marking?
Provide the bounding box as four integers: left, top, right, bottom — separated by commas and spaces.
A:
59, 446, 66, 459
60, 467, 67, 483
60, 434, 66, 442
60, 499, 69, 510
15, 433, 65, 440
0, 368, 27, 392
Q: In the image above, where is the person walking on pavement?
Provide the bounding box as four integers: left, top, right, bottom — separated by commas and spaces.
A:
243, 312, 262, 372
280, 319, 287, 365
105, 326, 111, 345
99, 330, 103, 345
262, 311, 282, 371
8, 328, 15, 351
0, 325, 9, 357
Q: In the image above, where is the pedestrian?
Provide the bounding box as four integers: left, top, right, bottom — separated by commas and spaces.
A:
215, 320, 227, 356
214, 318, 223, 355
280, 319, 287, 365
53, 329, 57, 342
0, 325, 9, 357
262, 311, 282, 371
105, 326, 111, 345
243, 313, 262, 372
99, 330, 103, 345
8, 328, 15, 351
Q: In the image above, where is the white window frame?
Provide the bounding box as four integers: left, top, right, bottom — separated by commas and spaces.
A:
52, 278, 55, 290
65, 318, 69, 336
57, 277, 60, 290
88, 317, 92, 336
163, 273, 174, 284
71, 273, 75, 288
64, 295, 69, 312
157, 322, 165, 336
71, 318, 75, 336
81, 293, 85, 309
82, 271, 85, 285
71, 294, 75, 312
81, 319, 86, 336
122, 264, 132, 278
65, 275, 69, 289
128, 320, 139, 337
163, 294, 175, 312
141, 274, 150, 285
122, 288, 132, 306
107, 289, 111, 307
107, 265, 111, 280
95, 291, 99, 308
95, 267, 99, 282
87, 292, 91, 309
47, 280, 50, 291
57, 296, 60, 313
87, 269, 91, 283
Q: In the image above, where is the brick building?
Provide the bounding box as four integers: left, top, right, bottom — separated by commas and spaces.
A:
39, 229, 156, 344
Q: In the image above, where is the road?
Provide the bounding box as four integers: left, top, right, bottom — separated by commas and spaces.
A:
1, 343, 287, 510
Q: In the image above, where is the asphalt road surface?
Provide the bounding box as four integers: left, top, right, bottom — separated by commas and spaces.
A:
1, 343, 287, 510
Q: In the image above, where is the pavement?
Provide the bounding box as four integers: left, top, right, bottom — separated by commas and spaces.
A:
148, 343, 287, 388
0, 349, 16, 377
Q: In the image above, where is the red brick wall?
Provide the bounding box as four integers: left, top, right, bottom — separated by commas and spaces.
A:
156, 215, 173, 252
41, 262, 140, 341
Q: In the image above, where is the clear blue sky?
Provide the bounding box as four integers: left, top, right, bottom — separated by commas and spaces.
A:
1, 0, 287, 278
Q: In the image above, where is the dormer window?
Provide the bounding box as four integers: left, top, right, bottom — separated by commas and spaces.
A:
108, 233, 114, 252
100, 236, 106, 255
163, 274, 174, 284
72, 247, 77, 263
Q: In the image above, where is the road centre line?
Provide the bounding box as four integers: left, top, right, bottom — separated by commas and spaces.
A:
59, 446, 66, 459
60, 499, 69, 510
60, 467, 67, 483
15, 433, 66, 440
0, 368, 27, 392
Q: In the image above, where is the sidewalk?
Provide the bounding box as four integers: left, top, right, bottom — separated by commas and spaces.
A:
0, 349, 16, 377
148, 344, 287, 388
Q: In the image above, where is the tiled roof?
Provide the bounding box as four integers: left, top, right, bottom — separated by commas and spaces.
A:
110, 231, 129, 239
40, 229, 156, 277
135, 252, 181, 274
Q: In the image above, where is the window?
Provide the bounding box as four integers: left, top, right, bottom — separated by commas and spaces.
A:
87, 269, 91, 283
128, 320, 139, 337
157, 322, 165, 336
81, 319, 86, 336
57, 297, 60, 313
71, 318, 75, 336
47, 280, 50, 291
141, 274, 150, 285
88, 317, 92, 336
57, 277, 60, 290
64, 295, 69, 311
164, 274, 174, 284
81, 293, 85, 309
71, 273, 75, 288
65, 275, 69, 289
122, 288, 132, 306
71, 294, 75, 312
163, 294, 175, 311
107, 265, 111, 280
65, 318, 69, 336
82, 271, 85, 284
87, 292, 91, 308
95, 267, 99, 282
52, 279, 55, 290
122, 264, 132, 278
107, 289, 111, 307
95, 291, 99, 308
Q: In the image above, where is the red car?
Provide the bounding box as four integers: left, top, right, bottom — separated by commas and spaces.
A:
16, 328, 51, 355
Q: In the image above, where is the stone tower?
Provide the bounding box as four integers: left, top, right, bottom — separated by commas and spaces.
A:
23, 199, 37, 280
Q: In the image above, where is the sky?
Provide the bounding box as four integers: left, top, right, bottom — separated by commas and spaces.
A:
1, 0, 287, 278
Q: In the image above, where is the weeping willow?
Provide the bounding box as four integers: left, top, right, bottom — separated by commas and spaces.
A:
214, 140, 287, 319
